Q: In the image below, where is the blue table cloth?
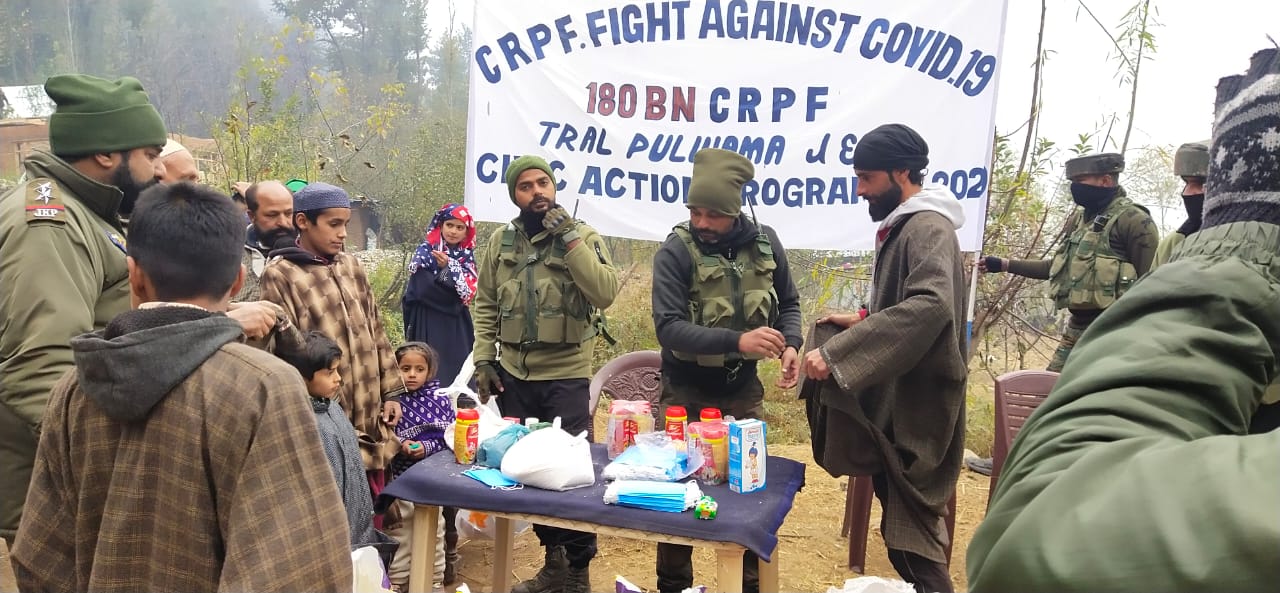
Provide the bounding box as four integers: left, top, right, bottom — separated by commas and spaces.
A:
380, 443, 806, 561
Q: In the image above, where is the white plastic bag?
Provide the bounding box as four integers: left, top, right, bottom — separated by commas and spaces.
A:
351, 546, 394, 593
454, 509, 532, 543
437, 353, 508, 450
500, 423, 595, 491
825, 577, 916, 593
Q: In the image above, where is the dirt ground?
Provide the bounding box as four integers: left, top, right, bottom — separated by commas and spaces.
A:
445, 442, 988, 593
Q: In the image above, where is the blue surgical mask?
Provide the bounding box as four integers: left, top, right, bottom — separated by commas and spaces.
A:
607, 481, 700, 512
464, 468, 521, 489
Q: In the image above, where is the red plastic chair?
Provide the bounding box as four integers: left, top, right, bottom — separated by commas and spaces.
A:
989, 370, 1058, 506
843, 476, 957, 573
587, 350, 662, 441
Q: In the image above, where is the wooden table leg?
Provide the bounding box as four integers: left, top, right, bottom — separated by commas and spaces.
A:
410, 505, 440, 593
492, 517, 515, 593
758, 546, 779, 593
715, 548, 745, 593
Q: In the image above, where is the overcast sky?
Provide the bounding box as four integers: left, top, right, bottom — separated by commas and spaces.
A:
996, 0, 1279, 154
429, 0, 1278, 160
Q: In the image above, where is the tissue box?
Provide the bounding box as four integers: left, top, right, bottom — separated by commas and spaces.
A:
728, 419, 766, 493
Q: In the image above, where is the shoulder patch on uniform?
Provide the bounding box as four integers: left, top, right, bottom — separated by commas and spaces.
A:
25, 178, 67, 224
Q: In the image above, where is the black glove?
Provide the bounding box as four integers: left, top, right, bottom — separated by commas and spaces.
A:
983, 255, 1005, 273
542, 204, 578, 238
474, 361, 504, 403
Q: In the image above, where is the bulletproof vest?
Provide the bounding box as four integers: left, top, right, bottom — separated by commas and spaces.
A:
670, 222, 779, 367
493, 223, 597, 347
1049, 196, 1141, 311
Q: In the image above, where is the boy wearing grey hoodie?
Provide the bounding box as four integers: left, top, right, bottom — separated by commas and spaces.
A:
11, 182, 352, 593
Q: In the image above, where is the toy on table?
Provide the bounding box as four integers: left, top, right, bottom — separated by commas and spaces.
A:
694, 495, 717, 520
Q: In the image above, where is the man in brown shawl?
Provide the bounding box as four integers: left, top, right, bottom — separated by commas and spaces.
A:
801, 123, 967, 593
11, 182, 352, 592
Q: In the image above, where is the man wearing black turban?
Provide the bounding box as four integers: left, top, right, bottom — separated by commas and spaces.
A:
802, 124, 968, 593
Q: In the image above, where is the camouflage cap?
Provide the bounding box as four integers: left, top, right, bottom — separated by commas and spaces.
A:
1173, 141, 1210, 178
1064, 152, 1125, 179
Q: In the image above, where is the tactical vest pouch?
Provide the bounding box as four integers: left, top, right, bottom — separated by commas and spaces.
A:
742, 288, 780, 334
495, 232, 594, 347
1052, 198, 1140, 311
496, 277, 526, 343
670, 225, 779, 368
1049, 250, 1068, 282
1064, 228, 1136, 310
535, 278, 592, 344
691, 263, 732, 328
746, 247, 780, 331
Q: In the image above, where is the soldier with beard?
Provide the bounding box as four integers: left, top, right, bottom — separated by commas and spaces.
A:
0, 74, 167, 543
979, 153, 1158, 372
471, 155, 619, 593
649, 148, 803, 593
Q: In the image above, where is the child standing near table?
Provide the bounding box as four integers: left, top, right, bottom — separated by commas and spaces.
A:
387, 342, 457, 591
278, 331, 380, 548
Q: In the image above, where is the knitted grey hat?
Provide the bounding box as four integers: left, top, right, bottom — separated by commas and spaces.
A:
1202, 48, 1280, 228
293, 181, 351, 213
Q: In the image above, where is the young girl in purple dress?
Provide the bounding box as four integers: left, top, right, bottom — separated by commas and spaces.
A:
387, 342, 459, 590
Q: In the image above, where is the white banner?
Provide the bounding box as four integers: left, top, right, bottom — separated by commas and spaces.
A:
465, 0, 1009, 251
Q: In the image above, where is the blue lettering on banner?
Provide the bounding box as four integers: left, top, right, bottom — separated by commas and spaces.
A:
930, 167, 990, 200
475, 153, 568, 191
478, 159, 989, 207
624, 132, 785, 165
474, 4, 998, 97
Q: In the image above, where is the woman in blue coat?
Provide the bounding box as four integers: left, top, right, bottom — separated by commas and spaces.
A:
402, 203, 477, 387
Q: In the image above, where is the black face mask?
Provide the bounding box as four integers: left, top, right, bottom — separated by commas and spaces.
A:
1070, 182, 1118, 210
1178, 193, 1205, 235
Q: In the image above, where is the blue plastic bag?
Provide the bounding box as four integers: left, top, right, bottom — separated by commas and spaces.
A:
476, 423, 530, 468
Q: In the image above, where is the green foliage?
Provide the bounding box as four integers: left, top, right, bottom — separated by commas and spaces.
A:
367, 255, 406, 347
273, 0, 429, 103
965, 393, 997, 458
381, 26, 473, 246
208, 20, 416, 207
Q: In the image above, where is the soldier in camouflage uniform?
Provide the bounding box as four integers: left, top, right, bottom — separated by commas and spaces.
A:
1152, 141, 1210, 268
980, 153, 1159, 372
471, 155, 620, 593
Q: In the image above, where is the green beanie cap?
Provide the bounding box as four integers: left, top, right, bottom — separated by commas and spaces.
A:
687, 148, 753, 216
284, 178, 309, 193
505, 155, 556, 203
45, 74, 167, 157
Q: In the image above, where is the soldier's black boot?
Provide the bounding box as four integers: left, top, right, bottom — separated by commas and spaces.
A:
563, 564, 591, 593
511, 546, 567, 593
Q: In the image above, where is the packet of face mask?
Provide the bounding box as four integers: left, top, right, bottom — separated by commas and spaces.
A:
463, 467, 521, 489
603, 480, 702, 512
